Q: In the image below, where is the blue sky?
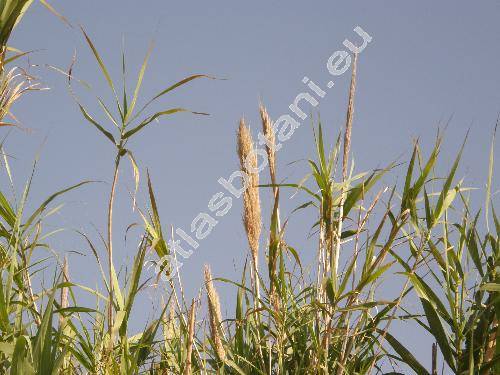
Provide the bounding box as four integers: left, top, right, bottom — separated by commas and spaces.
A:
6, 1, 499, 370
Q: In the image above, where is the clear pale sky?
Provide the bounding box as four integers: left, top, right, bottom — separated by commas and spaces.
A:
7, 1, 499, 371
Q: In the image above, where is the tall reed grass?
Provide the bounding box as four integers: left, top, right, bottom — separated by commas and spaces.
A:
0, 5, 498, 374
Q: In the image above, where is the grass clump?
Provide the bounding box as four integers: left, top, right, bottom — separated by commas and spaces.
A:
0, 7, 498, 375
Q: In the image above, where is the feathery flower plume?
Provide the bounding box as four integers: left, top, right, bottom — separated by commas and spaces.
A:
237, 118, 262, 270
0, 67, 39, 126
184, 299, 196, 375
333, 53, 358, 281
204, 265, 226, 360
259, 103, 281, 294
342, 53, 357, 182
163, 300, 177, 342
259, 104, 277, 188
